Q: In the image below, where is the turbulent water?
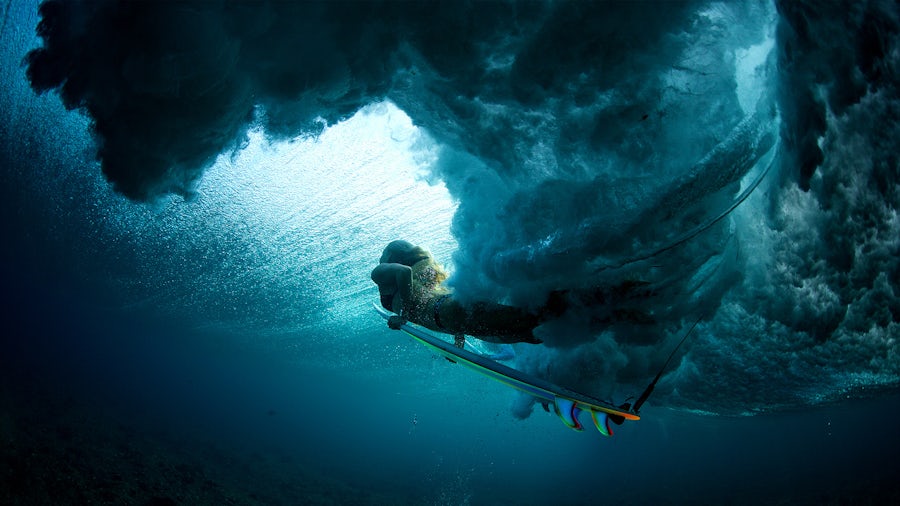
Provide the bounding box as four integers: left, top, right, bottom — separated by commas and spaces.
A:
2, 1, 899, 504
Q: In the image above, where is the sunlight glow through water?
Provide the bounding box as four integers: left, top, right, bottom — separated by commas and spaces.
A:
196, 101, 458, 332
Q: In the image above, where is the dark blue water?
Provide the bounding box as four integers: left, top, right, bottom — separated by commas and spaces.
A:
4, 274, 899, 504
2, 1, 899, 504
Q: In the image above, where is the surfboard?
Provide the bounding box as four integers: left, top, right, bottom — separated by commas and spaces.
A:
374, 304, 639, 436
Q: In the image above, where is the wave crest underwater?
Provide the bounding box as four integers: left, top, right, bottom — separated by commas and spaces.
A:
23, 0, 900, 416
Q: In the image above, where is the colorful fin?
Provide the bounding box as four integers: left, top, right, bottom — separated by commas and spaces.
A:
590, 410, 614, 437
553, 397, 583, 431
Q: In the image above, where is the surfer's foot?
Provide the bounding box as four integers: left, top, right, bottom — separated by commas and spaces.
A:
611, 280, 656, 301
612, 308, 656, 324
582, 280, 655, 305
540, 290, 569, 320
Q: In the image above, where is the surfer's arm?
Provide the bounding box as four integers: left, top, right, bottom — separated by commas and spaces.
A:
371, 263, 413, 316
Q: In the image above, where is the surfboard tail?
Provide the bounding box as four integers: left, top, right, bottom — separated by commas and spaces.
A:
553, 397, 630, 436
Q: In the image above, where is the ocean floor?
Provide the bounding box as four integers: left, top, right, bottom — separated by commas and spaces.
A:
0, 368, 406, 506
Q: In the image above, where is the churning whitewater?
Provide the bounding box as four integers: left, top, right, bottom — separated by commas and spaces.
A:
12, 0, 900, 417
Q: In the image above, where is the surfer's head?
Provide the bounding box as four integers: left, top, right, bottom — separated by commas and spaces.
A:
380, 240, 448, 287
380, 240, 431, 266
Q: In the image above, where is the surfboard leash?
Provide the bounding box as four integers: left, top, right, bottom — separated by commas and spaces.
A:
630, 315, 704, 414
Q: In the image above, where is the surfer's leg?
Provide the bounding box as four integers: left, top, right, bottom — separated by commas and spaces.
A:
434, 297, 542, 344
463, 301, 542, 344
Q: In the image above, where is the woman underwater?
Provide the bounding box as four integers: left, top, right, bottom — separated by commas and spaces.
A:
371, 240, 547, 345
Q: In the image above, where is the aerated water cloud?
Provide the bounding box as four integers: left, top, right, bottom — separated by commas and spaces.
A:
18, 0, 899, 418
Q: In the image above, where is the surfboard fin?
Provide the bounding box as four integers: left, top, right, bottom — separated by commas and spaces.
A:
590, 410, 614, 437
553, 397, 584, 431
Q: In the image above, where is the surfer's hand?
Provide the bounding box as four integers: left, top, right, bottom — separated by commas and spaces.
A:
387, 315, 406, 330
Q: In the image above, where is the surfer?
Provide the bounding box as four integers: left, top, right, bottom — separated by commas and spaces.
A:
371, 240, 552, 345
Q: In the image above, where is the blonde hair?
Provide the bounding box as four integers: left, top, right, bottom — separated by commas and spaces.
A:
382, 240, 449, 288
418, 260, 449, 287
